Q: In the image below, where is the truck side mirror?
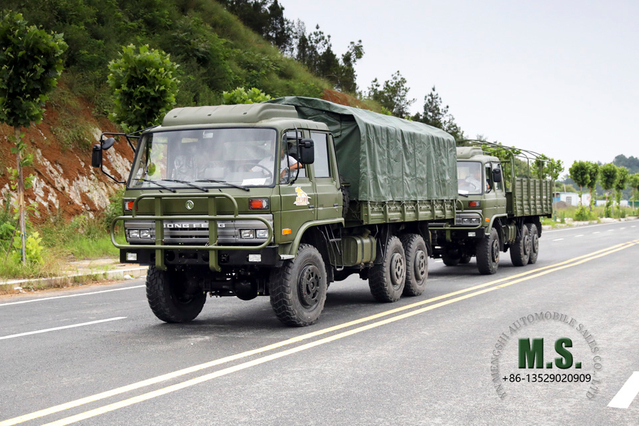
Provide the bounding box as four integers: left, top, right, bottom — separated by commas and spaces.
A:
92, 144, 102, 168
298, 139, 314, 164
492, 168, 502, 183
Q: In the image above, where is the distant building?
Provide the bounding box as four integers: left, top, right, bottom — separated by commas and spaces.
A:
553, 192, 590, 207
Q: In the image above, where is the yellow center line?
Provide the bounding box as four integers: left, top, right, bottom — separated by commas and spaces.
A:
1, 240, 637, 426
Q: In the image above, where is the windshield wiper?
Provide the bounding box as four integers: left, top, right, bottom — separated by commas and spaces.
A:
138, 178, 177, 193
160, 179, 209, 192
195, 179, 250, 192
457, 192, 469, 198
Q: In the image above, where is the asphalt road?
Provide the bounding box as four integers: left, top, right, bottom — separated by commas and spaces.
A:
1, 220, 638, 425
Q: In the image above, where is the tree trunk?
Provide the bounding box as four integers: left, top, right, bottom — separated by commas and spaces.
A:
15, 127, 26, 264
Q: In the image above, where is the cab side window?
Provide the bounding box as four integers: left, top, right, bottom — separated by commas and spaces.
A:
485, 164, 492, 192
311, 132, 331, 178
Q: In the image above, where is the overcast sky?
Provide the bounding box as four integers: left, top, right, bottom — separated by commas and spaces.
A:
281, 0, 638, 176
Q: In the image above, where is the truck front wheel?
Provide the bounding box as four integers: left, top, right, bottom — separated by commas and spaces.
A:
269, 244, 327, 327
526, 223, 539, 264
369, 236, 406, 302
510, 224, 531, 266
476, 228, 500, 275
146, 266, 206, 323
401, 234, 428, 297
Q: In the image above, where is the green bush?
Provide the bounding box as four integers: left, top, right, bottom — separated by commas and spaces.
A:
222, 87, 271, 104
574, 206, 590, 221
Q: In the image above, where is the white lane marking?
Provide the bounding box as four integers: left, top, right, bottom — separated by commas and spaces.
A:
608, 372, 639, 409
0, 285, 145, 307
632, 226, 636, 228
608, 229, 615, 232
545, 221, 635, 233
435, 260, 442, 263
575, 235, 584, 238
553, 238, 564, 241
620, 227, 626, 230
0, 317, 126, 341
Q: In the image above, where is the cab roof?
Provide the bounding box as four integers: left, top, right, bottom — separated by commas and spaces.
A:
159, 103, 328, 131
456, 146, 500, 162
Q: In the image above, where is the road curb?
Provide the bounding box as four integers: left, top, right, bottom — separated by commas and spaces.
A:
0, 266, 148, 292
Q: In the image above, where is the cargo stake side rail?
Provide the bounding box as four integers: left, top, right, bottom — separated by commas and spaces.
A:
110, 193, 273, 272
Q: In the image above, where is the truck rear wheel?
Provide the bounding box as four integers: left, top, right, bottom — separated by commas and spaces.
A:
146, 266, 206, 323
510, 224, 531, 266
269, 244, 327, 327
459, 254, 472, 264
526, 223, 539, 264
369, 236, 406, 302
476, 228, 500, 275
400, 234, 428, 297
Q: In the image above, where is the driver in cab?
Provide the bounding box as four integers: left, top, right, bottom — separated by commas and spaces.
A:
252, 143, 301, 182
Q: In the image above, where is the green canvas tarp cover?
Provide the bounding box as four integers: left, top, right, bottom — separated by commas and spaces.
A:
268, 97, 458, 202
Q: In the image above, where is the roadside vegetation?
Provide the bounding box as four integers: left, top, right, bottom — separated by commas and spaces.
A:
0, 190, 124, 279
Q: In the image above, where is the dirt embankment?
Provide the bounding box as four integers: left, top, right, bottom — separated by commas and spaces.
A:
0, 94, 133, 223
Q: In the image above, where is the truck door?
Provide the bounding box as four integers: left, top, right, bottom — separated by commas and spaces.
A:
279, 132, 316, 243
482, 163, 499, 220
310, 132, 341, 220
484, 162, 507, 219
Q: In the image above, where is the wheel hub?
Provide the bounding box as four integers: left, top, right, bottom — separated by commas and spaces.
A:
299, 265, 321, 308
491, 239, 500, 263
415, 250, 427, 280
391, 253, 406, 288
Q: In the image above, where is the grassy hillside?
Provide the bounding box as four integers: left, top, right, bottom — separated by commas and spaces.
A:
1, 0, 337, 113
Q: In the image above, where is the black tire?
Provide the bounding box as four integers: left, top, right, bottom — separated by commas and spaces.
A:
510, 224, 531, 266
146, 266, 206, 323
269, 244, 327, 327
459, 254, 472, 264
442, 252, 460, 266
526, 223, 539, 264
400, 234, 428, 297
369, 236, 406, 302
476, 228, 500, 275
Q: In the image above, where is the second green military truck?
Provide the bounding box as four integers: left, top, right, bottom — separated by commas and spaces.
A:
93, 97, 457, 326
429, 145, 552, 275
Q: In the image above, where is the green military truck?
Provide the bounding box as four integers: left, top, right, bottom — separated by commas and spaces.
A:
430, 145, 553, 275
92, 97, 457, 326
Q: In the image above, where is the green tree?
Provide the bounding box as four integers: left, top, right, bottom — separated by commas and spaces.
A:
293, 23, 363, 93
368, 71, 414, 118
585, 162, 599, 211
222, 87, 271, 104
0, 11, 66, 263
614, 166, 629, 215
568, 161, 591, 207
534, 155, 563, 180
413, 86, 465, 140
220, 0, 294, 51
108, 44, 179, 132
600, 163, 618, 217
628, 173, 639, 212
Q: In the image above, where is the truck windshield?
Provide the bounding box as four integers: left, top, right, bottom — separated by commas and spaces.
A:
129, 128, 277, 189
457, 161, 483, 195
